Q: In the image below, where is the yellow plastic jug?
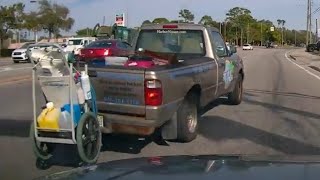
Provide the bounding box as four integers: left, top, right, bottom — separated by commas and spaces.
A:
37, 102, 60, 131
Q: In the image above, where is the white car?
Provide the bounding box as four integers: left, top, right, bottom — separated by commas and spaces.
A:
11, 42, 35, 63
65, 37, 97, 56
243, 44, 253, 50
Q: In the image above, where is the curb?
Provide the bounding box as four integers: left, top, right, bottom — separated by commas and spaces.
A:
289, 55, 296, 60
287, 49, 320, 73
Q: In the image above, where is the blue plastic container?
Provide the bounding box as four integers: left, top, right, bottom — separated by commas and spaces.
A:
61, 104, 81, 125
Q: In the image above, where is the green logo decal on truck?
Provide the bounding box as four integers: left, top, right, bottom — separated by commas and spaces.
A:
223, 60, 235, 89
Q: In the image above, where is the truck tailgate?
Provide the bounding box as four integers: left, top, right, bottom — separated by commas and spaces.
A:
89, 67, 146, 116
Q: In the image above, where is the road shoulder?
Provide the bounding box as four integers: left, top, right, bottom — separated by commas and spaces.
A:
286, 48, 320, 78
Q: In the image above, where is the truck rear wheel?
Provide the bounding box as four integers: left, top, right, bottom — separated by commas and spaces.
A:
176, 94, 198, 142
228, 75, 243, 105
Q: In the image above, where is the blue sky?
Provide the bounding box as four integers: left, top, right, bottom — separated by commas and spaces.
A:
65, 0, 312, 33
2, 0, 318, 34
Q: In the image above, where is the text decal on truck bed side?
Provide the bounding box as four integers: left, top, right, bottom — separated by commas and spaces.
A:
169, 63, 215, 78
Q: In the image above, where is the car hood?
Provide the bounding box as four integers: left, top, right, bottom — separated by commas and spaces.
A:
36, 155, 320, 180
13, 48, 27, 53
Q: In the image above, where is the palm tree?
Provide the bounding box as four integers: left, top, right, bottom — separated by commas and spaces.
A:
277, 19, 282, 28
199, 15, 213, 26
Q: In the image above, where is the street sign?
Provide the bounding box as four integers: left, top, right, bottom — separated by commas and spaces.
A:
115, 13, 125, 27
270, 27, 275, 32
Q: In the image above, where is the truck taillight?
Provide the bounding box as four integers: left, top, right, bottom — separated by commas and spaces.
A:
145, 80, 162, 106
163, 24, 178, 29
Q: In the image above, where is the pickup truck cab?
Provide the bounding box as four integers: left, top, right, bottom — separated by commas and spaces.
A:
89, 23, 244, 142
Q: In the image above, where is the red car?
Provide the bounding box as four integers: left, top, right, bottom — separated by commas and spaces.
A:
78, 39, 132, 65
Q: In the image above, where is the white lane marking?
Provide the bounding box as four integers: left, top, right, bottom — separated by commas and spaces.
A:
0, 66, 32, 73
284, 51, 320, 80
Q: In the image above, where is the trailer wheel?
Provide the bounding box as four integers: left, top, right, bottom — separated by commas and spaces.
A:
176, 94, 198, 142
30, 122, 54, 161
76, 112, 101, 164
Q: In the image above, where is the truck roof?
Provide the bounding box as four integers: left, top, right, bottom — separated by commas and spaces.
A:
141, 23, 219, 32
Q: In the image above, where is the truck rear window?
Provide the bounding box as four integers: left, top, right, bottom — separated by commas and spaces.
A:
135, 30, 206, 58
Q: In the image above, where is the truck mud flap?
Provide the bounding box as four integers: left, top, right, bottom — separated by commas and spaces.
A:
161, 112, 178, 140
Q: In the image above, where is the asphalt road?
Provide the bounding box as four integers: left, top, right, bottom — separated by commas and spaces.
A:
1, 48, 320, 180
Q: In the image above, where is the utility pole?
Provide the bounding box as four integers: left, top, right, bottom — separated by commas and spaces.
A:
224, 21, 227, 41
260, 22, 263, 46
240, 28, 243, 46
281, 24, 284, 46
219, 22, 222, 34
295, 30, 297, 46
309, 0, 313, 44
316, 19, 318, 42
247, 23, 250, 44
306, 0, 310, 45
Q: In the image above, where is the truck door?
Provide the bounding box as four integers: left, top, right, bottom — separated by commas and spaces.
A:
210, 31, 234, 96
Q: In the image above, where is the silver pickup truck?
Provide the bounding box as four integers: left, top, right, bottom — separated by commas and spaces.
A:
89, 23, 244, 142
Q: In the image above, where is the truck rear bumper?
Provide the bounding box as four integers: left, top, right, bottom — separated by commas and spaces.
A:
99, 98, 183, 135
99, 114, 159, 136
101, 113, 160, 126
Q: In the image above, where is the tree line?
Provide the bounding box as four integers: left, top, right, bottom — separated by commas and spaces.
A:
0, 0, 74, 44
141, 8, 310, 46
0, 2, 311, 48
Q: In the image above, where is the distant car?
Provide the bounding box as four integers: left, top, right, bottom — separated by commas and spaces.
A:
11, 42, 35, 63
243, 44, 253, 50
266, 42, 274, 48
65, 37, 97, 56
78, 39, 132, 65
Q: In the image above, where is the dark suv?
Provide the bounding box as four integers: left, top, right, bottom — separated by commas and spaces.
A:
306, 41, 320, 52
266, 42, 275, 48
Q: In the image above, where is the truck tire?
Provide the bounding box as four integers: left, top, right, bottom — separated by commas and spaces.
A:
228, 74, 243, 105
176, 94, 198, 142
309, 47, 314, 52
